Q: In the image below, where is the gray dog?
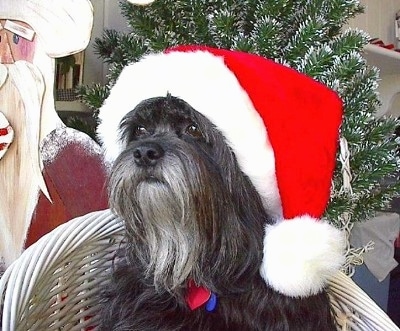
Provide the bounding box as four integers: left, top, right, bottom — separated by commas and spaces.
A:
97, 95, 337, 331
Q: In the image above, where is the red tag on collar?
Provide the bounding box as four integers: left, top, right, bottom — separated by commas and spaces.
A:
186, 279, 211, 310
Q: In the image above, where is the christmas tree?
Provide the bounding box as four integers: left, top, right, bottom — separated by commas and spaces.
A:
79, 0, 400, 273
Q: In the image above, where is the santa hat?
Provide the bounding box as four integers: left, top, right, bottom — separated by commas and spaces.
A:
97, 45, 346, 298
0, 0, 93, 58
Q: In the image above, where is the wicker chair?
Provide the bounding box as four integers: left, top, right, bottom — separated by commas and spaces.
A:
0, 209, 399, 331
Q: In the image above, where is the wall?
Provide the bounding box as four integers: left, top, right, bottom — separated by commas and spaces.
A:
347, 0, 400, 46
83, 0, 106, 85
84, 1, 128, 86
81, 1, 127, 88
104, 1, 129, 33
348, 0, 400, 117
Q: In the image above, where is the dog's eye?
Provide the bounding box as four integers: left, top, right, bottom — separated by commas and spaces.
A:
185, 124, 203, 138
133, 125, 148, 137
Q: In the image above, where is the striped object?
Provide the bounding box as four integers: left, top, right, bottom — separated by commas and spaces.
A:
0, 112, 14, 160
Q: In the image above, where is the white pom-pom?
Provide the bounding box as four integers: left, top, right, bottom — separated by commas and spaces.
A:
260, 215, 345, 298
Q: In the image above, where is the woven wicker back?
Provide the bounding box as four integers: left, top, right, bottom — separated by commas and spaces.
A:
0, 210, 123, 331
0, 209, 398, 331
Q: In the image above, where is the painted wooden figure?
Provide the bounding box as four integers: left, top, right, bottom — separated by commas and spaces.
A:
0, 0, 108, 270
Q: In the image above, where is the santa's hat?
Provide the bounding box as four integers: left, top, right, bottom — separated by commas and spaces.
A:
97, 45, 345, 298
0, 0, 93, 58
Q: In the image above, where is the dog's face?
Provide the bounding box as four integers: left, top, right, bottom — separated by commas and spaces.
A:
109, 95, 269, 293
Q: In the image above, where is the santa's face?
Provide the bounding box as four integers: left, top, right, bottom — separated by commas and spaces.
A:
0, 19, 36, 64
0, 18, 42, 165
0, 19, 38, 158
0, 18, 42, 160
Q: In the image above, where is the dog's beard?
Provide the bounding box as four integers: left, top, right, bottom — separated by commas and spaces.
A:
109, 125, 267, 294
110, 137, 217, 291
132, 180, 196, 292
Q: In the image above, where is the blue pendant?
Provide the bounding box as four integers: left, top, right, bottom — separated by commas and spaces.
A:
205, 292, 217, 312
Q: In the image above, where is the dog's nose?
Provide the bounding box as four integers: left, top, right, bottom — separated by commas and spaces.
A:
133, 142, 164, 166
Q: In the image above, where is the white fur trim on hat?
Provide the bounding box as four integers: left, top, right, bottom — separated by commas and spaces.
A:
0, 0, 93, 58
97, 50, 283, 219
260, 215, 346, 297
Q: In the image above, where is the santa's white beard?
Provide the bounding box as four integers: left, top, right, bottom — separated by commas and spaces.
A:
0, 61, 48, 269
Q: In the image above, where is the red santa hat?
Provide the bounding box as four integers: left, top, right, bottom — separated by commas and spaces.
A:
97, 45, 346, 298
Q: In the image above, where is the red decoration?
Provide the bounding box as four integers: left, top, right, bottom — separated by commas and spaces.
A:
186, 280, 211, 310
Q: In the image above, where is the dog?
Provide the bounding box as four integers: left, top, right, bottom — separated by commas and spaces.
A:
98, 94, 337, 330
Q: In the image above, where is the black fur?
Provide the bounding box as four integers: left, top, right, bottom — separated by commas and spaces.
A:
98, 95, 337, 331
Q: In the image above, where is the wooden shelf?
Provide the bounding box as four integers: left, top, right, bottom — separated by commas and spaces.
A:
363, 44, 400, 75
362, 44, 400, 117
56, 101, 90, 113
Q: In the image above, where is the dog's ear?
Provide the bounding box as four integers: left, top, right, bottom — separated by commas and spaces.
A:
97, 45, 345, 298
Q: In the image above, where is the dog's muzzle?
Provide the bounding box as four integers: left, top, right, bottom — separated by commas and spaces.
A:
133, 141, 165, 167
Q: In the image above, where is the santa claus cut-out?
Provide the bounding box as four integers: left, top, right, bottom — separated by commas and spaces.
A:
0, 0, 108, 270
